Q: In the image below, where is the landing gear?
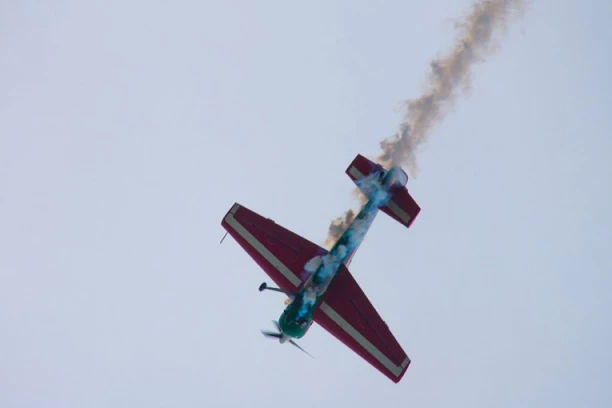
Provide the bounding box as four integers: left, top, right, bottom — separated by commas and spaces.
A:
258, 282, 297, 297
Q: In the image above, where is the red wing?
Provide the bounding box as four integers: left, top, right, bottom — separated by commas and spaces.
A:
221, 203, 328, 292
313, 265, 411, 383
346, 153, 385, 180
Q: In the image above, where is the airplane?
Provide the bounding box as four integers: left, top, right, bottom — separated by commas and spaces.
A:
220, 153, 421, 383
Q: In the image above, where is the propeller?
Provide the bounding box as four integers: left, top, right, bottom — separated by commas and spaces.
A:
261, 330, 282, 339
260, 320, 283, 340
288, 339, 313, 358
261, 320, 313, 358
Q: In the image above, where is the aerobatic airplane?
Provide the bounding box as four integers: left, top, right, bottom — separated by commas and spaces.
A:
220, 154, 420, 383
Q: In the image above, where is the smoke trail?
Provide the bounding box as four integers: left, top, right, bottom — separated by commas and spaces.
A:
378, 0, 525, 171
324, 0, 525, 247
324, 208, 357, 248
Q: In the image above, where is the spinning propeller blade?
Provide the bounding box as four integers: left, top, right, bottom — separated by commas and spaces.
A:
260, 320, 313, 357
289, 340, 314, 358
261, 321, 283, 339
261, 330, 282, 339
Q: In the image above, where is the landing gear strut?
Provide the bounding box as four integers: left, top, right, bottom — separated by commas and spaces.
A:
258, 282, 296, 297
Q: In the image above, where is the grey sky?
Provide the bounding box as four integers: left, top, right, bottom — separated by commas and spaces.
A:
1, 1, 611, 407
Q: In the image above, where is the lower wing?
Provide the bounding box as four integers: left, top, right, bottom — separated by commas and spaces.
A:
221, 203, 328, 292
313, 265, 411, 383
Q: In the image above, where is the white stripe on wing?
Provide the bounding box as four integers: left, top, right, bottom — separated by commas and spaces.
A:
224, 204, 302, 287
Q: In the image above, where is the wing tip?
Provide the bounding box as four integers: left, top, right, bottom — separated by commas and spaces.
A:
221, 202, 242, 227
390, 358, 411, 383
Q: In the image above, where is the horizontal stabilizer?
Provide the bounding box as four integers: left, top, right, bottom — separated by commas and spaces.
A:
346, 154, 420, 228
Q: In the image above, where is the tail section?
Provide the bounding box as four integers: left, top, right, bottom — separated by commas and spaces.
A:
346, 154, 421, 228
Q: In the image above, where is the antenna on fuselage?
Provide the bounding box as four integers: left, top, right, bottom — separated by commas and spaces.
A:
220, 231, 228, 244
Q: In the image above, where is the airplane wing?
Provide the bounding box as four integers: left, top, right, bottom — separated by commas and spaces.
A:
221, 203, 328, 292
313, 265, 411, 383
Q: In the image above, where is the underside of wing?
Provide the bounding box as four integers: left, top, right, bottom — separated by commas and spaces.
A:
221, 203, 328, 292
313, 265, 411, 383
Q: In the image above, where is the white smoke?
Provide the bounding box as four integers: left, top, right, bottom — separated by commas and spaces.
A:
324, 0, 526, 247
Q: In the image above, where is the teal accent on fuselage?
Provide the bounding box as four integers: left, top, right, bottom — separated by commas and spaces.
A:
278, 297, 317, 338
277, 168, 399, 339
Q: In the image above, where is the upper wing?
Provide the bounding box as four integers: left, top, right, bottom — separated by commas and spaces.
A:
221, 203, 328, 292
313, 265, 411, 383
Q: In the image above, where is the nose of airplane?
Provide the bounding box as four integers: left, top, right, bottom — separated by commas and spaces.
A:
279, 333, 291, 344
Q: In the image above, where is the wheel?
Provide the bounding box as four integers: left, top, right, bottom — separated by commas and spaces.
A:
258, 282, 267, 292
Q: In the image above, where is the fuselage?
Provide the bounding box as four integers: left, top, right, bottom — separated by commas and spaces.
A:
277, 167, 404, 339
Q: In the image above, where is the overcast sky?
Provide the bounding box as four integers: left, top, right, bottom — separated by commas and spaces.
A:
1, 1, 611, 407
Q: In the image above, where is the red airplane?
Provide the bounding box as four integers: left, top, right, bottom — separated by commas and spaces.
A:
220, 153, 421, 383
